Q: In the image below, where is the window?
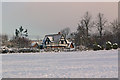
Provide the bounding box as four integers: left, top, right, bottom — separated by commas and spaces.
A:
46, 37, 50, 44
61, 40, 64, 44
47, 41, 49, 44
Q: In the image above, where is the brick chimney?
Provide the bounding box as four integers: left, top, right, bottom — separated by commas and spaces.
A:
58, 32, 61, 34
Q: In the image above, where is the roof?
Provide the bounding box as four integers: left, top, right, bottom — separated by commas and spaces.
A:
43, 33, 64, 43
31, 42, 39, 46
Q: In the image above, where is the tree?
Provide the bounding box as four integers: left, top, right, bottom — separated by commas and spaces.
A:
1, 34, 8, 46
68, 32, 76, 42
15, 26, 28, 38
60, 27, 70, 37
111, 19, 120, 35
96, 13, 107, 38
14, 26, 29, 48
81, 12, 93, 38
74, 23, 86, 46
111, 19, 120, 47
74, 12, 93, 47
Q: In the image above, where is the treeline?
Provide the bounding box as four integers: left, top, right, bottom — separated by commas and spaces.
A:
61, 12, 120, 50
1, 11, 120, 50
1, 26, 30, 48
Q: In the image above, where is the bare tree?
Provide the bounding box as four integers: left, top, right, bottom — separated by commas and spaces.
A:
96, 13, 107, 38
1, 34, 8, 46
74, 23, 86, 46
111, 19, 120, 47
75, 12, 93, 47
111, 19, 120, 34
81, 12, 93, 38
60, 27, 70, 37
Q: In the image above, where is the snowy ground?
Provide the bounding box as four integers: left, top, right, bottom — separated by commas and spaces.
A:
2, 50, 118, 78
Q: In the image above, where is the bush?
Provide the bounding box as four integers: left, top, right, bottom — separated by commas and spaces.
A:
93, 43, 98, 51
93, 43, 102, 51
113, 43, 118, 49
106, 41, 112, 50
101, 45, 104, 50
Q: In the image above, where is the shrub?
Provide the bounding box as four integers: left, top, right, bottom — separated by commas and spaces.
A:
101, 45, 104, 50
113, 43, 118, 49
97, 45, 102, 50
93, 43, 102, 51
93, 43, 98, 51
106, 41, 112, 50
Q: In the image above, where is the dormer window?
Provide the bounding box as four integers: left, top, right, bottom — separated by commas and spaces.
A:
61, 40, 64, 44
45, 37, 50, 45
46, 41, 49, 44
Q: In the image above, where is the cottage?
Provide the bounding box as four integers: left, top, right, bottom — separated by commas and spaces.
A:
43, 32, 68, 49
31, 40, 42, 48
31, 42, 39, 48
66, 40, 75, 49
43, 32, 75, 50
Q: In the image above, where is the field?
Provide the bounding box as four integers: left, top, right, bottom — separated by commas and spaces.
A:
2, 50, 118, 78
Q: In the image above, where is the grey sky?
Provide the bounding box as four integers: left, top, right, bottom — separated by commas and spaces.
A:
2, 2, 118, 39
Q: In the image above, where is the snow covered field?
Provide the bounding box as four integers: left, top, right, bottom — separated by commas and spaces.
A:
2, 50, 118, 78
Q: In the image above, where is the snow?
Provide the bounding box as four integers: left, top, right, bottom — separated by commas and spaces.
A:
2, 50, 118, 78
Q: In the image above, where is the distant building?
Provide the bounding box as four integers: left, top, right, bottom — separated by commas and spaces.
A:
66, 40, 75, 49
31, 40, 42, 48
43, 32, 74, 49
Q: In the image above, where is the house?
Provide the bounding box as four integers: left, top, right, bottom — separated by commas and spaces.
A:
43, 32, 75, 50
31, 40, 43, 48
31, 42, 39, 48
66, 40, 75, 49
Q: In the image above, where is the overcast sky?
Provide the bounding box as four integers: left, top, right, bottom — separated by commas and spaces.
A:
2, 2, 118, 39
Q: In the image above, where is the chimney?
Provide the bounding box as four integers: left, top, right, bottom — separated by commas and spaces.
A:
58, 32, 61, 34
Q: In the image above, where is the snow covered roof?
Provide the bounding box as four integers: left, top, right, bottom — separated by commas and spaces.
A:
44, 33, 63, 43
31, 42, 39, 46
